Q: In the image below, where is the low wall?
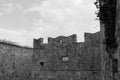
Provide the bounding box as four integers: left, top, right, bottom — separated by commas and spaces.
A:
0, 42, 33, 80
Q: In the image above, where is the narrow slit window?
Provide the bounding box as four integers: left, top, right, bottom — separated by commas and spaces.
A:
60, 40, 62, 44
112, 59, 118, 73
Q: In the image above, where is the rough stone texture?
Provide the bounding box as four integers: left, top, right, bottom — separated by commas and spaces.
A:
0, 42, 33, 80
115, 0, 120, 80
116, 0, 120, 71
0, 32, 101, 80
32, 32, 102, 80
98, 0, 119, 80
1, 0, 120, 80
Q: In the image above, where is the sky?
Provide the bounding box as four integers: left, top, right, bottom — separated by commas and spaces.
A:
0, 0, 100, 47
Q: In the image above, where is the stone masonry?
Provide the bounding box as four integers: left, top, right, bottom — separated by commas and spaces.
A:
96, 0, 119, 80
0, 0, 120, 80
32, 31, 102, 80
0, 42, 33, 80
0, 31, 101, 80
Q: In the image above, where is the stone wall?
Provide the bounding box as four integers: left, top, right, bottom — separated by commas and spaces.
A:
0, 42, 33, 80
33, 31, 102, 80
0, 31, 101, 80
115, 0, 120, 79
97, 0, 118, 80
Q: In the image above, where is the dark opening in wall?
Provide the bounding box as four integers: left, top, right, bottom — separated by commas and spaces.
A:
112, 59, 118, 73
15, 75, 18, 77
92, 72, 96, 74
40, 62, 44, 66
48, 78, 55, 80
29, 73, 31, 76
85, 77, 87, 80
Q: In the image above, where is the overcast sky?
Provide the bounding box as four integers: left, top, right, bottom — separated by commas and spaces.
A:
0, 0, 100, 47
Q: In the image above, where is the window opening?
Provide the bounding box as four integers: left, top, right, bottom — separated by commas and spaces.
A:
60, 40, 62, 44
62, 56, 69, 61
40, 62, 44, 66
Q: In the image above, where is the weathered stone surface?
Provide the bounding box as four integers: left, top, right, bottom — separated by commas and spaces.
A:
32, 32, 102, 80
0, 43, 33, 80
0, 31, 101, 80
98, 0, 118, 80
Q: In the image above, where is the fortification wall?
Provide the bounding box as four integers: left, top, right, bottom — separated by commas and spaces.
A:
0, 42, 33, 80
0, 31, 101, 80
97, 0, 118, 80
33, 32, 102, 80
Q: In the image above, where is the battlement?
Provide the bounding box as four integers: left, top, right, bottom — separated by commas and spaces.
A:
33, 32, 101, 49
48, 34, 77, 44
33, 38, 43, 49
32, 31, 101, 80
33, 34, 77, 49
84, 32, 101, 42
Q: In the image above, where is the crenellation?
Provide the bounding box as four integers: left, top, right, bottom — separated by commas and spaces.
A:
0, 0, 120, 79
32, 31, 102, 80
0, 31, 102, 80
33, 38, 44, 49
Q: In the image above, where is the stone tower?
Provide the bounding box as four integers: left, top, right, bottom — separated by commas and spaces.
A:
32, 33, 102, 80
97, 0, 120, 80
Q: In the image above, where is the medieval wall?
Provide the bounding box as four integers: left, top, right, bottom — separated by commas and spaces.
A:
115, 0, 120, 79
32, 31, 102, 80
97, 0, 118, 80
0, 31, 101, 80
0, 42, 33, 80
